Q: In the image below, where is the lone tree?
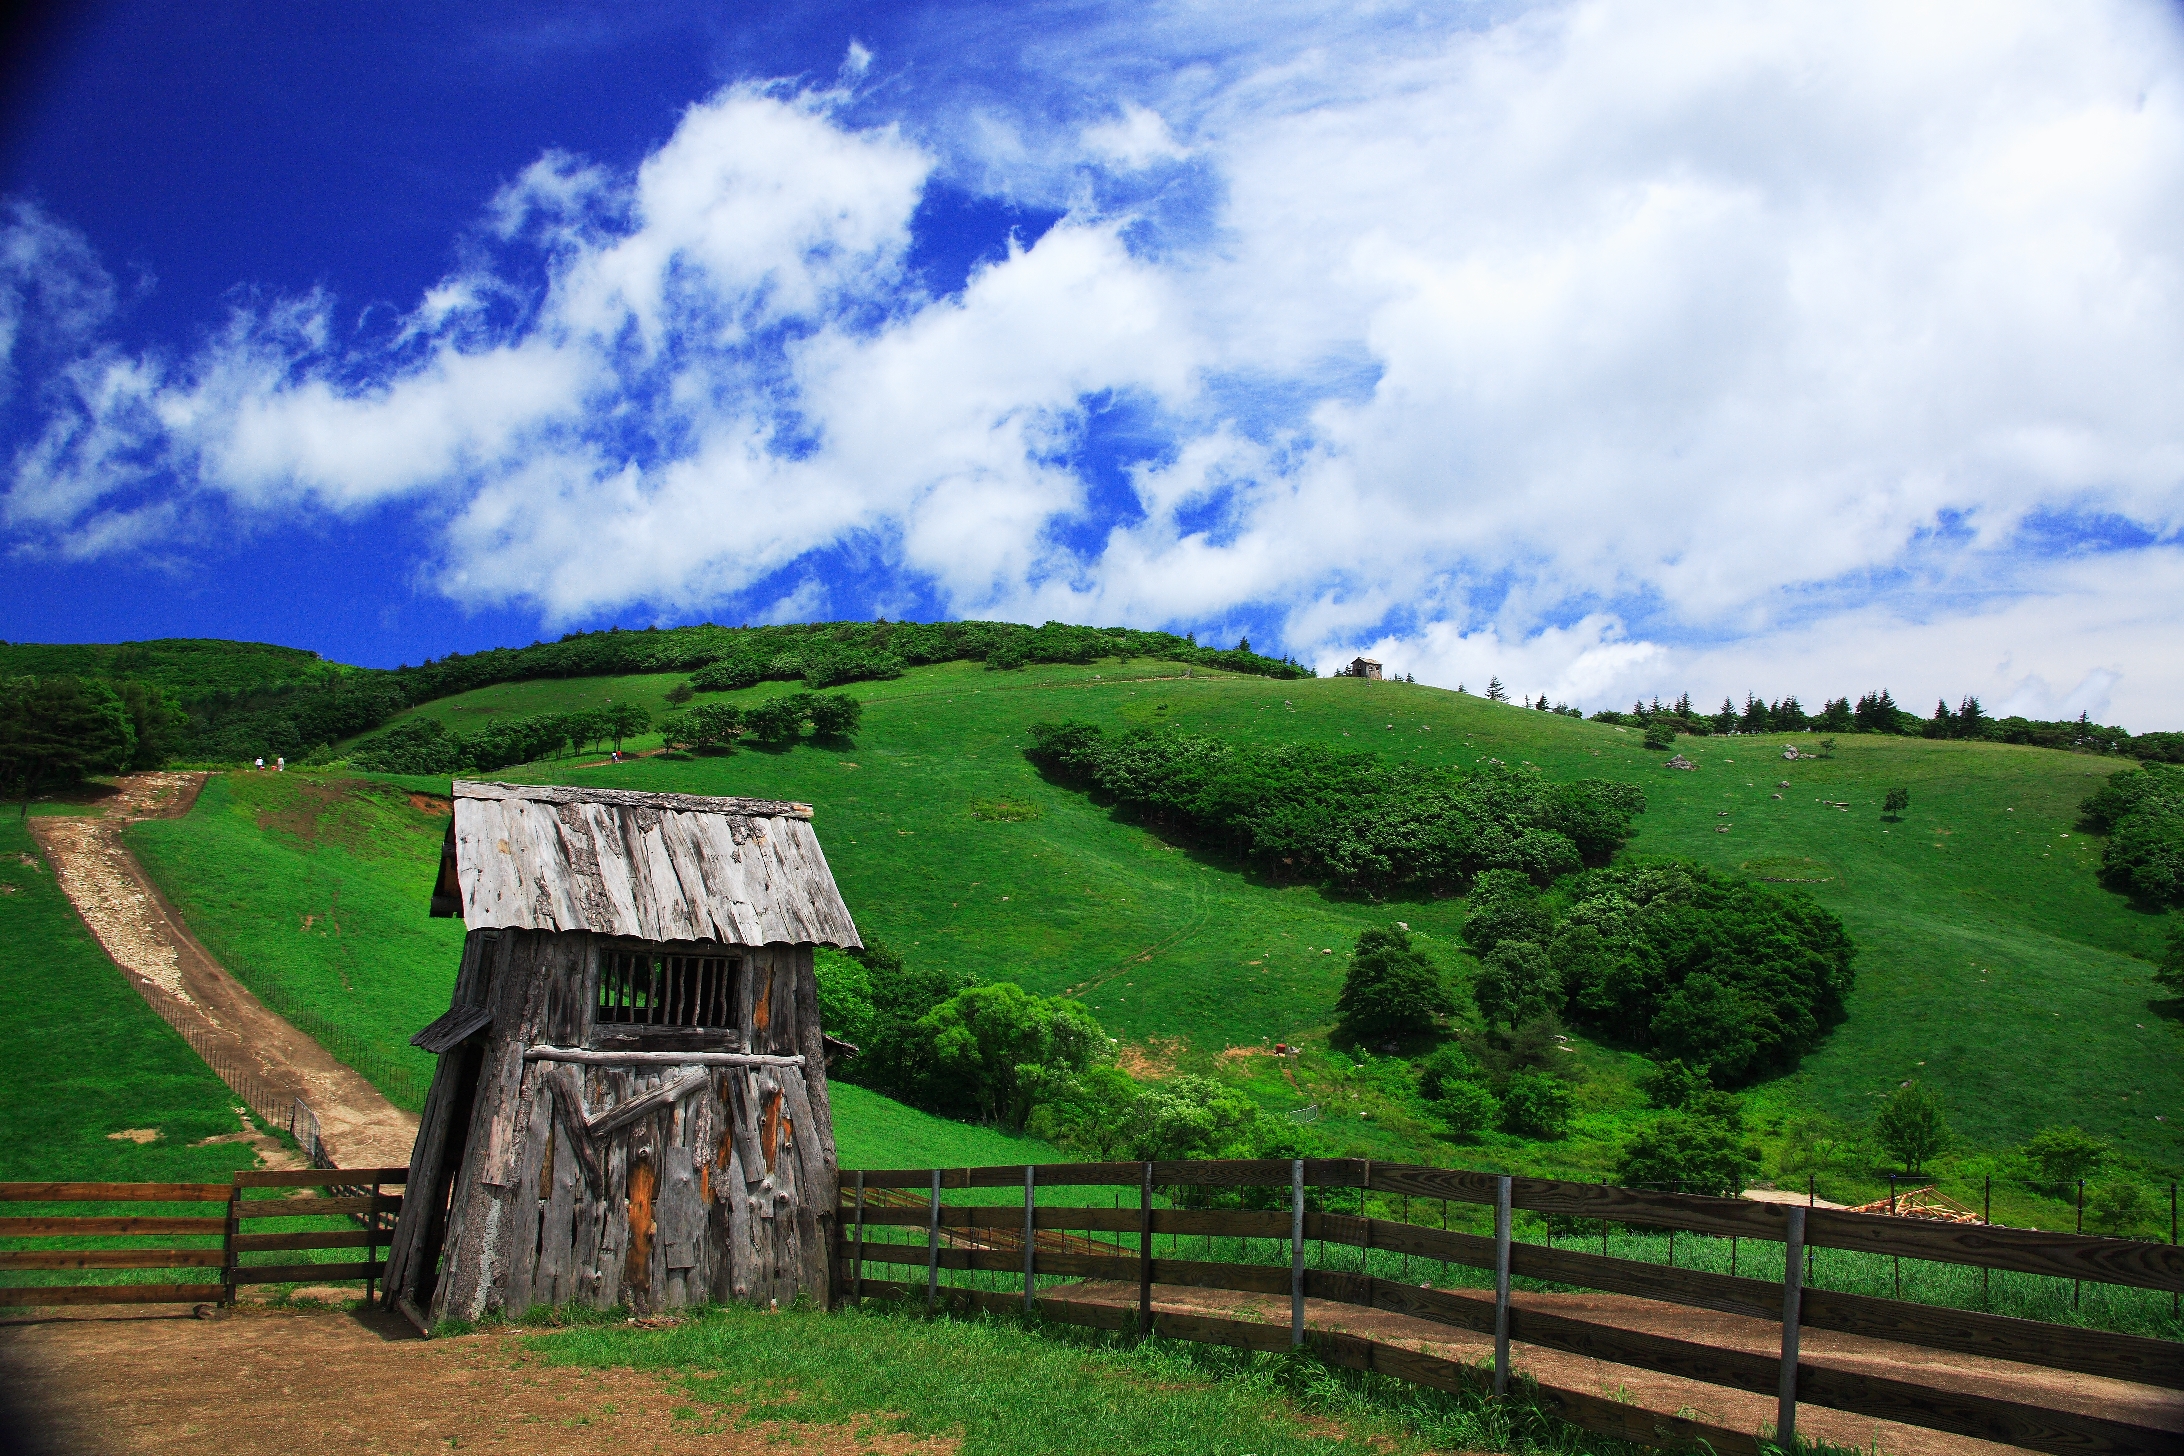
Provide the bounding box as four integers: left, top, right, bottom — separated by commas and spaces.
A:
1335, 924, 1453, 1044
1883, 786, 1910, 819
1485, 676, 1508, 703
1873, 1081, 1948, 1174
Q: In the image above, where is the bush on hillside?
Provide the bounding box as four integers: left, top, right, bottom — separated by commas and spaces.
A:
1873, 1082, 1948, 1175
1334, 925, 1453, 1044
2085, 1177, 2158, 1237
823, 940, 974, 1103
661, 702, 745, 751
909, 982, 1107, 1128
1433, 1080, 1501, 1140
1024, 721, 1644, 896
1615, 1111, 1755, 1196
1498, 1071, 1576, 1139
2081, 764, 2184, 906
1026, 1066, 1143, 1160
1461, 869, 1554, 955
1550, 861, 1855, 1084
1638, 1057, 1713, 1109
2020, 1125, 2109, 1191
1415, 1043, 1482, 1100
0, 675, 137, 806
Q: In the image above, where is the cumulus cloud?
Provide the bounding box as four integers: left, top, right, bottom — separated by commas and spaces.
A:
5, 1, 2184, 720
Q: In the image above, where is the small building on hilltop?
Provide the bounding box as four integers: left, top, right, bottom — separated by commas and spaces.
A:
382, 780, 860, 1328
1344, 656, 1384, 680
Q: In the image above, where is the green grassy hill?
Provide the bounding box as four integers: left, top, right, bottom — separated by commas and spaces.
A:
98, 652, 2180, 1221
0, 637, 336, 705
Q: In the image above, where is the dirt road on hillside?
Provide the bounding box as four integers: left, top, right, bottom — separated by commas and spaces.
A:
0, 1306, 958, 1456
28, 774, 419, 1170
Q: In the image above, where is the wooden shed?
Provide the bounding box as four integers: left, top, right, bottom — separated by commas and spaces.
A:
1345, 656, 1384, 680
381, 780, 861, 1328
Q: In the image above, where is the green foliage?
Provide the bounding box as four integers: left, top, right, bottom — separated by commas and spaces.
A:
1472, 940, 1560, 1030
2157, 919, 2184, 999
1615, 1110, 1755, 1195
1641, 723, 1675, 751
1552, 860, 1855, 1083
114, 680, 186, 769
1128, 1073, 1264, 1160
2021, 1125, 2109, 1191
1432, 1080, 1501, 1140
664, 681, 694, 706
1873, 1082, 1949, 1174
1334, 924, 1452, 1044
1460, 869, 1553, 956
911, 982, 1107, 1128
1883, 786, 1909, 816
1026, 1066, 1143, 1159
661, 701, 745, 750
1026, 721, 1642, 895
813, 947, 876, 1052
2084, 1176, 2157, 1238
1497, 1070, 1575, 1139
807, 692, 863, 738
2081, 763, 2184, 906
1414, 1043, 1481, 1101
0, 638, 334, 707
0, 675, 136, 809
1637, 1057, 1712, 1109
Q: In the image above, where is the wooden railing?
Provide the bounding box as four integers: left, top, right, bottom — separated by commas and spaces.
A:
0, 1167, 406, 1309
839, 1159, 2184, 1456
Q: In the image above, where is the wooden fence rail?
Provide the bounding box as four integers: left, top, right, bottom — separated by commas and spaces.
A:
0, 1168, 407, 1309
840, 1158, 2184, 1456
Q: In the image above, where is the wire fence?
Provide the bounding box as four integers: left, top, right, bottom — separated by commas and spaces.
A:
137, 985, 329, 1166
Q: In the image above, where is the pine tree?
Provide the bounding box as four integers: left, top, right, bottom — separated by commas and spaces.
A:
1485, 676, 1508, 702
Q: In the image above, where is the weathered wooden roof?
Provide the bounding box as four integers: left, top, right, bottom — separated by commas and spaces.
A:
434, 780, 861, 947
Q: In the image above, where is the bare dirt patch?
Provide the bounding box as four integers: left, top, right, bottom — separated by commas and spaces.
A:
1116, 1035, 1185, 1080
28, 773, 417, 1170
405, 791, 451, 816
0, 1306, 961, 1456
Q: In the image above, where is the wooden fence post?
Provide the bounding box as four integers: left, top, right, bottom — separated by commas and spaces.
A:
1493, 1175, 1512, 1398
1778, 1204, 1807, 1450
1289, 1158, 1305, 1349
1022, 1164, 1036, 1313
1138, 1162, 1154, 1339
365, 1177, 381, 1304
222, 1176, 242, 1308
852, 1171, 865, 1306
925, 1169, 941, 1317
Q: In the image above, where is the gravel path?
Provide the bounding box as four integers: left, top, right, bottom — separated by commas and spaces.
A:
28, 775, 419, 1170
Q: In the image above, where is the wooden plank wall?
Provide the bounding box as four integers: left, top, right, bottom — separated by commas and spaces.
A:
416, 932, 839, 1324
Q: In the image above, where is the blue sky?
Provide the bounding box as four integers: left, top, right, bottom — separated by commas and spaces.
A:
3, 2, 2182, 726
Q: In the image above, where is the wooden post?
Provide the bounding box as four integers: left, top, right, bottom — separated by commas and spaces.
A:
222, 1177, 242, 1308
366, 1178, 381, 1303
2074, 1179, 2084, 1310
925, 1169, 941, 1317
2172, 1180, 2178, 1320
1778, 1205, 1807, 1450
1289, 1159, 1305, 1349
1138, 1162, 1154, 1339
1022, 1165, 1037, 1313
1492, 1176, 1512, 1398
852, 1171, 865, 1306
1982, 1175, 1991, 1305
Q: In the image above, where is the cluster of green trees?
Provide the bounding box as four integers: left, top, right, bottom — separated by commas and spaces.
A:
1025, 722, 1644, 894
660, 692, 862, 750
1588, 689, 2146, 756
0, 675, 186, 811
814, 942, 1311, 1166
347, 704, 653, 774
2080, 763, 2184, 907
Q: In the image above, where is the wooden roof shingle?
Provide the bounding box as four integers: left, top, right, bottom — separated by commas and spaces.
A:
435, 780, 861, 947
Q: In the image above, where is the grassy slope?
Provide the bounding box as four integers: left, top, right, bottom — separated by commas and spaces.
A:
0, 820, 257, 1182
406, 659, 2178, 1170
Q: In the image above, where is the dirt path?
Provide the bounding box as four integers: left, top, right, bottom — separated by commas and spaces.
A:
28, 774, 419, 1170
0, 1306, 957, 1456
1062, 1279, 2182, 1456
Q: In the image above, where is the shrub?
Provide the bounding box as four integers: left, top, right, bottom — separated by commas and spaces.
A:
2021, 1125, 2109, 1191
1638, 1057, 1712, 1110
690, 656, 765, 693
1415, 1043, 1482, 1101
2082, 764, 2184, 907
1334, 925, 1453, 1043
812, 947, 875, 1052
1873, 1082, 1948, 1174
1883, 787, 1909, 817
2085, 1176, 2157, 1238
1616, 1111, 1755, 1196
806, 693, 863, 739
1499, 1071, 1575, 1139
911, 982, 1106, 1128
1462, 870, 1553, 955
1648, 975, 1762, 1081
1473, 940, 1560, 1030
1435, 1081, 1501, 1141
744, 696, 809, 745
665, 681, 695, 705
1027, 1066, 1142, 1160
1126, 1075, 1262, 1161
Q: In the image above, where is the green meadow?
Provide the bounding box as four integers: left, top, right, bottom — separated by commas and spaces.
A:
101, 654, 2181, 1225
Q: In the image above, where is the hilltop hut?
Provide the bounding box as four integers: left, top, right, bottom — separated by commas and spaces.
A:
1344, 656, 1384, 680
381, 781, 861, 1328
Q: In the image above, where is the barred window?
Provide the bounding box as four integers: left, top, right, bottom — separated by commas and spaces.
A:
595, 948, 738, 1030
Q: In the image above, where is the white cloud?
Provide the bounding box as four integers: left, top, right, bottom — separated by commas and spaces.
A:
6, 2, 2184, 721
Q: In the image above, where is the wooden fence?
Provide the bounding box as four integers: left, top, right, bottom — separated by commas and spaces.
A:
0, 1167, 406, 1309
839, 1159, 2184, 1456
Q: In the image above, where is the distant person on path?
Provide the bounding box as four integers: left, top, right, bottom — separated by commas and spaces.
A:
254, 757, 264, 769
275, 756, 285, 772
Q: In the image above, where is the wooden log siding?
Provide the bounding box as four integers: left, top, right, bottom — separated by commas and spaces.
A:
843, 1164, 2184, 1456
